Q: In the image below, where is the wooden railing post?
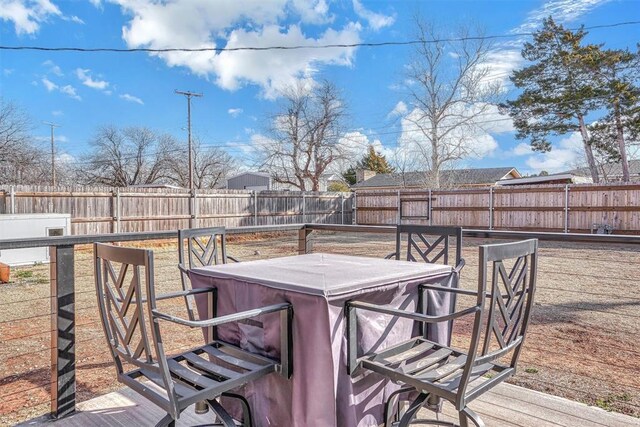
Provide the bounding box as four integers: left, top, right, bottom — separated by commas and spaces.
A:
10, 185, 16, 214
298, 226, 313, 254
254, 191, 258, 226
340, 194, 344, 225
50, 244, 76, 419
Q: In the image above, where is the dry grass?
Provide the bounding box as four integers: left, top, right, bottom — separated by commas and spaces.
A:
1, 230, 638, 424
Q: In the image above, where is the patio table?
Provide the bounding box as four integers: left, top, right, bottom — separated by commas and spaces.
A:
189, 252, 453, 427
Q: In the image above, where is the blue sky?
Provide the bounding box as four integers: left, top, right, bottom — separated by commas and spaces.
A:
1, 0, 639, 176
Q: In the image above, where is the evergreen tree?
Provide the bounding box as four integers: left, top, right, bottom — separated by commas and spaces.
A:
342, 145, 395, 185
500, 18, 605, 182
587, 47, 640, 181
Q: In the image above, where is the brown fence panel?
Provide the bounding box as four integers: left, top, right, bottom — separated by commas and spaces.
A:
0, 186, 353, 234
356, 183, 640, 234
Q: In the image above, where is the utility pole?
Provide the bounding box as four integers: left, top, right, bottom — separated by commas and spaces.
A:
43, 122, 60, 186
175, 90, 202, 190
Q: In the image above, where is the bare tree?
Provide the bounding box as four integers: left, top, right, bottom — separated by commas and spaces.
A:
80, 126, 172, 187
165, 137, 236, 189
0, 99, 54, 184
257, 80, 348, 191
404, 19, 502, 188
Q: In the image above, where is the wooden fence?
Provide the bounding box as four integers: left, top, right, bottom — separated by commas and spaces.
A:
355, 183, 640, 234
0, 185, 353, 235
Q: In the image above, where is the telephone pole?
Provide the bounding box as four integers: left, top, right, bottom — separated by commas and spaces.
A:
175, 90, 202, 190
43, 122, 60, 186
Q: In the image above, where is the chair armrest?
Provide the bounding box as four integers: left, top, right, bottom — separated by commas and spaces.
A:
227, 255, 240, 263
419, 283, 479, 297
347, 300, 479, 324
384, 252, 397, 260
152, 302, 292, 328
454, 258, 465, 274
115, 286, 214, 304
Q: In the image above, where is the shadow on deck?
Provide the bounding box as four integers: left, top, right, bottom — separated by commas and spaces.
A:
20, 382, 639, 427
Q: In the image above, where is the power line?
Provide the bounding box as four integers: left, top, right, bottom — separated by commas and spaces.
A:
1, 21, 639, 53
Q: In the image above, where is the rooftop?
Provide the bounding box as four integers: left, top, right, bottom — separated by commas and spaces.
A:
352, 167, 520, 189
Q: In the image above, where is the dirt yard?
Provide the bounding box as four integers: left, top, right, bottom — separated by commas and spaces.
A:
1, 230, 639, 424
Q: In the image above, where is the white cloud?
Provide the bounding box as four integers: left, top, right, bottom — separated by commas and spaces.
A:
75, 68, 109, 90
110, 0, 362, 98
0, 0, 61, 35
524, 132, 584, 172
388, 101, 407, 118
3, 68, 14, 76
120, 93, 144, 105
228, 108, 243, 118
43, 60, 63, 76
52, 110, 63, 116
60, 85, 81, 100
352, 0, 394, 30
41, 77, 57, 91
511, 0, 612, 34
66, 15, 84, 24
397, 106, 500, 167
513, 142, 532, 156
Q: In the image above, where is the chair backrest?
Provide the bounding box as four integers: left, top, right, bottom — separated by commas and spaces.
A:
395, 225, 462, 267
457, 239, 538, 404
94, 243, 178, 409
178, 226, 230, 269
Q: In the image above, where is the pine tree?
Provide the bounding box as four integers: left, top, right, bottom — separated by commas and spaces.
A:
500, 18, 605, 182
357, 145, 395, 174
342, 145, 395, 185
587, 47, 640, 181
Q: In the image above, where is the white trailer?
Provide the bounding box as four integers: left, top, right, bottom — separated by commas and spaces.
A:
0, 214, 72, 266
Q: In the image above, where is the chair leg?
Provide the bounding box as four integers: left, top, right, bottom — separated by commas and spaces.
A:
397, 393, 429, 427
155, 413, 176, 427
385, 387, 414, 427
222, 392, 253, 427
458, 407, 484, 427
207, 399, 237, 427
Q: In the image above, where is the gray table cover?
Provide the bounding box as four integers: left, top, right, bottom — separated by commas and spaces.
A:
190, 253, 454, 427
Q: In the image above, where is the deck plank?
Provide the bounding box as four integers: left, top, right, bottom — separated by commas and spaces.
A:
21, 382, 640, 427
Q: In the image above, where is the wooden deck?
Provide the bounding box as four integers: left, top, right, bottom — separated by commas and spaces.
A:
21, 382, 639, 427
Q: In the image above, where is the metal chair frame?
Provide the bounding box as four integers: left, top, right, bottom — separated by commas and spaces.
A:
178, 227, 239, 323
347, 239, 538, 427
94, 243, 292, 427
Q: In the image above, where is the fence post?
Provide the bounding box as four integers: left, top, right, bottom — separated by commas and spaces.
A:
341, 194, 344, 225
189, 189, 196, 228
50, 245, 76, 419
396, 190, 401, 225
254, 191, 258, 226
192, 188, 198, 228
302, 193, 307, 224
353, 192, 358, 225
116, 188, 121, 233
111, 189, 117, 233
564, 185, 570, 233
298, 225, 313, 254
10, 185, 16, 214
489, 187, 494, 230
428, 189, 432, 226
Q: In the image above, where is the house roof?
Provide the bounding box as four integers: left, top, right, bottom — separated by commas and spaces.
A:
227, 171, 271, 181
570, 159, 640, 180
352, 167, 519, 189
495, 172, 592, 186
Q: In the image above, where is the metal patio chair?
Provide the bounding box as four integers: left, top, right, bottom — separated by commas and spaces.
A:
384, 225, 466, 417
178, 227, 240, 323
347, 239, 538, 427
94, 243, 292, 427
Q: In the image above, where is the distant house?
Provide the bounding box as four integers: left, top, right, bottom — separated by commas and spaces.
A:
226, 172, 271, 190
352, 167, 521, 191
227, 172, 343, 191
570, 159, 640, 182
495, 172, 592, 186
